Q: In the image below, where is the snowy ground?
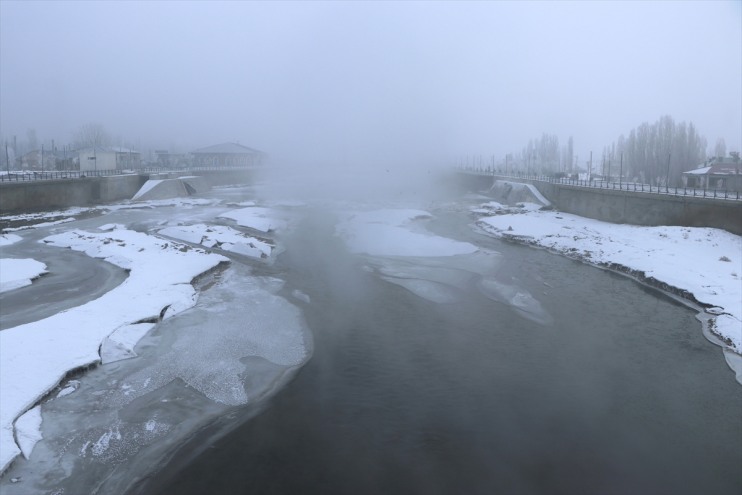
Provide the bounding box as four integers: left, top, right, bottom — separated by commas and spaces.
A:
471, 200, 742, 380
1, 234, 48, 294
0, 257, 47, 293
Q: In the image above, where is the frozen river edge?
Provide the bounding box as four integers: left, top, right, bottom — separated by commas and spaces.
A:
0, 228, 230, 475
473, 203, 742, 384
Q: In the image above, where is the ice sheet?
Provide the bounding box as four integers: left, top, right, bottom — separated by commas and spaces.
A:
219, 207, 288, 233
14, 406, 42, 460
158, 223, 273, 259
336, 208, 477, 257
0, 229, 228, 473
381, 276, 461, 303
478, 277, 554, 325
101, 323, 157, 364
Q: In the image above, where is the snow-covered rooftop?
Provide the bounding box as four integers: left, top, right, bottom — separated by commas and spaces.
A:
191, 142, 263, 155
684, 164, 741, 175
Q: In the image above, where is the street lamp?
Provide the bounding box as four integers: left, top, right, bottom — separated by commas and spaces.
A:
666, 153, 671, 193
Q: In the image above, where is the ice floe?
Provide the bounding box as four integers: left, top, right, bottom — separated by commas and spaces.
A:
158, 223, 273, 259
219, 206, 288, 233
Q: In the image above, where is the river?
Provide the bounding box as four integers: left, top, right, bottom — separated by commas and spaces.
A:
144, 197, 741, 494
2, 188, 740, 495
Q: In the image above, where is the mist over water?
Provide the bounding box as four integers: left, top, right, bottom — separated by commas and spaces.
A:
255, 151, 456, 205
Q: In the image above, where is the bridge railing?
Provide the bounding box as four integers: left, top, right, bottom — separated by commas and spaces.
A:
457, 167, 742, 201
0, 170, 124, 181
0, 165, 260, 183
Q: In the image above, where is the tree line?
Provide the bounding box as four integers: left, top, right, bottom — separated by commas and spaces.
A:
502, 115, 735, 186
605, 115, 708, 186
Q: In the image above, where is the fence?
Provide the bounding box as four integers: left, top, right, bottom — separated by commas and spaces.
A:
0, 165, 260, 183
457, 167, 742, 201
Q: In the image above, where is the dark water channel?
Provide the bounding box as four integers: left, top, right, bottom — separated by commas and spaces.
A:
0, 233, 128, 330
143, 209, 742, 495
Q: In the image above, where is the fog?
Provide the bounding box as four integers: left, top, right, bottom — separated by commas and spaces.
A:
1, 1, 740, 166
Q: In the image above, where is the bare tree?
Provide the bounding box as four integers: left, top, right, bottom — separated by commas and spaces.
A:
73, 123, 111, 150
26, 128, 38, 151
609, 116, 706, 186
566, 136, 574, 172
714, 138, 726, 159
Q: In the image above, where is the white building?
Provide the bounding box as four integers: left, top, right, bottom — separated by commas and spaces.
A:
78, 147, 141, 172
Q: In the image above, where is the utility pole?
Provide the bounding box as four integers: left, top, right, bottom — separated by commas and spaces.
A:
41, 144, 44, 172
602, 154, 605, 180
620, 152, 623, 188
5, 143, 10, 174
666, 152, 671, 192
589, 151, 593, 182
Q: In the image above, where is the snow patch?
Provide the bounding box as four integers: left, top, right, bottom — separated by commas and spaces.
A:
0, 258, 48, 293
0, 234, 22, 246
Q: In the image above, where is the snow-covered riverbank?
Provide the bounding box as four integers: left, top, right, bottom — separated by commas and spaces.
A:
0, 234, 48, 293
472, 200, 742, 381
0, 227, 228, 473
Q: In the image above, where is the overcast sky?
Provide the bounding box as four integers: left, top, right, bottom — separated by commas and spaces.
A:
1, 0, 740, 167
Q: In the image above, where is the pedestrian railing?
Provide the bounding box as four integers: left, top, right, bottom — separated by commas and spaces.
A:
0, 165, 261, 183
457, 167, 742, 201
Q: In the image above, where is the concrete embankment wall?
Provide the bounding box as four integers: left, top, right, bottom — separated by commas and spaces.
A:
98, 175, 149, 202
458, 172, 742, 235
0, 175, 148, 213
0, 168, 261, 214
179, 168, 258, 187
540, 182, 742, 235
